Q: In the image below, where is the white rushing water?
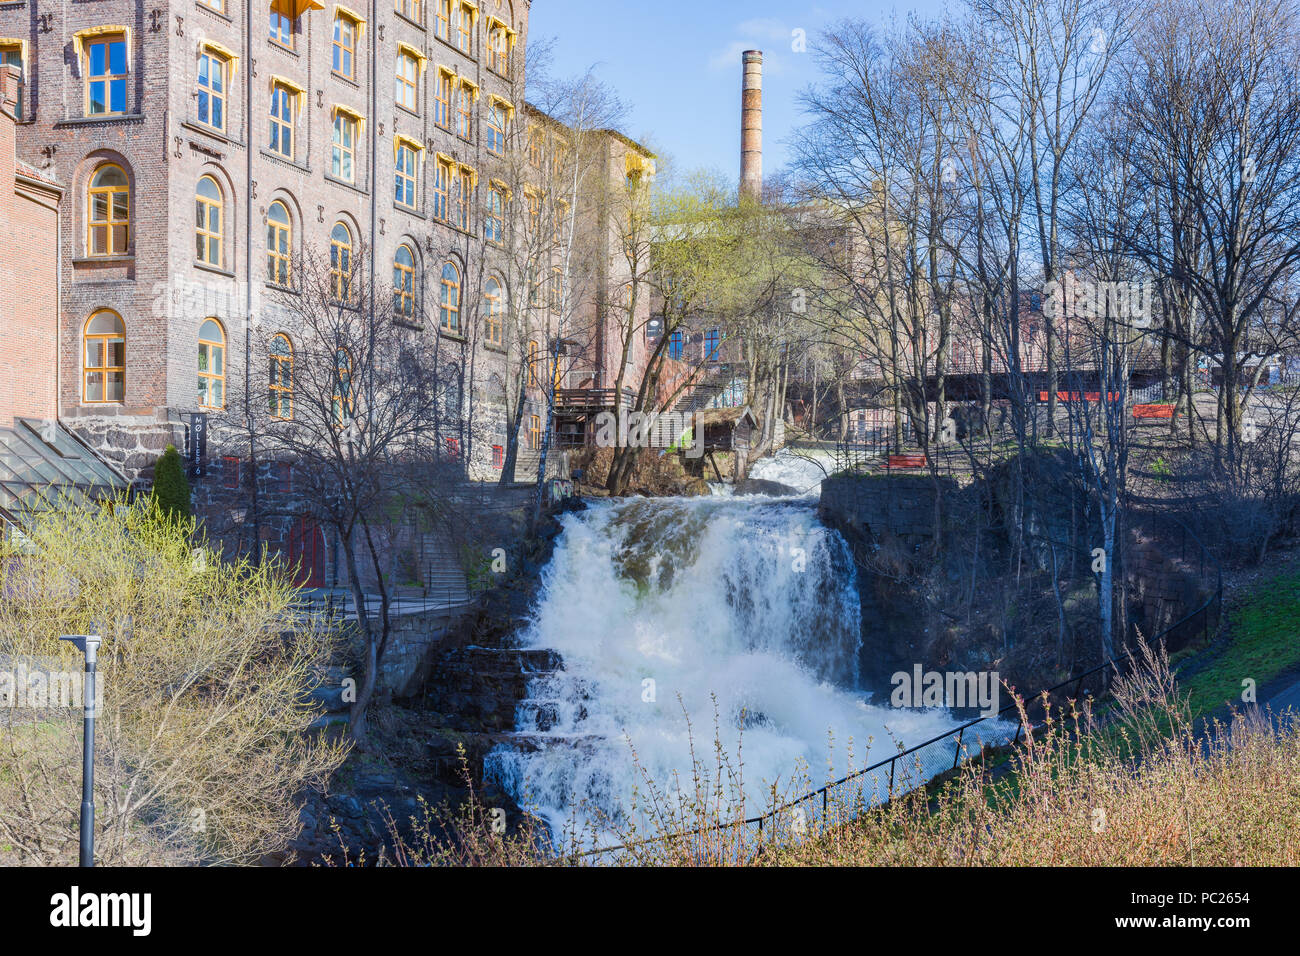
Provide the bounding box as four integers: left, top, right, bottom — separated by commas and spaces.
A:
747, 447, 839, 496
486, 494, 969, 849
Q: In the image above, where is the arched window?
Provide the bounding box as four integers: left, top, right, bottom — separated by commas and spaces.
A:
83, 310, 125, 404
195, 175, 223, 266
88, 164, 129, 256
330, 222, 353, 300
269, 333, 294, 420
198, 318, 226, 410
439, 261, 460, 333
484, 277, 503, 346
332, 347, 354, 424
527, 339, 539, 388
267, 201, 291, 286
393, 244, 416, 319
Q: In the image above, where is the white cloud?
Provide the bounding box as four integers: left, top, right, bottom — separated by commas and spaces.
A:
707, 18, 797, 75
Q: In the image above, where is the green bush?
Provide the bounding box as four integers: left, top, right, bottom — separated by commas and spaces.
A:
151, 445, 192, 522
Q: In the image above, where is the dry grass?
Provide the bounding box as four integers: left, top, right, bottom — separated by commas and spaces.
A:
366, 638, 1300, 867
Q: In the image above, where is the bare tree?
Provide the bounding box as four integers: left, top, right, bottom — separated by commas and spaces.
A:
253, 237, 443, 744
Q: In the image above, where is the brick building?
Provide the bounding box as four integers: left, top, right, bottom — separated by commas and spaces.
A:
0, 1, 660, 583
0, 62, 60, 428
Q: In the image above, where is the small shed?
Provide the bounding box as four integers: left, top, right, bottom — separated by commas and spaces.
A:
694, 406, 758, 452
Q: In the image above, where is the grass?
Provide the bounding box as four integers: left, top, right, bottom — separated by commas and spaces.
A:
346, 636, 1300, 866
1179, 566, 1300, 717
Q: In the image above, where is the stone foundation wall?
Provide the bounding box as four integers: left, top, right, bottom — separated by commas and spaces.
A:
68, 414, 187, 484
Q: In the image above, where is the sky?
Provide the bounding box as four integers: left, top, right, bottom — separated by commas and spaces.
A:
529, 0, 952, 186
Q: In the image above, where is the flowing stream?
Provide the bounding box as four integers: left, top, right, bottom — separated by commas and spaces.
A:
486, 475, 971, 849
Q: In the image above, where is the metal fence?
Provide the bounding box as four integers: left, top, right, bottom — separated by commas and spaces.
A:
287, 586, 474, 624
569, 512, 1221, 864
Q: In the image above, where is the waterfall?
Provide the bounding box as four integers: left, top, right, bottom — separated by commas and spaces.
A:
485, 495, 965, 849
748, 447, 839, 495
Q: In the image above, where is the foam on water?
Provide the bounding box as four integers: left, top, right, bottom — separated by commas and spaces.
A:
485, 494, 968, 848
747, 447, 839, 496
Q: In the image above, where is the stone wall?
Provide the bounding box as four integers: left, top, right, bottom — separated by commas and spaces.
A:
819, 472, 961, 545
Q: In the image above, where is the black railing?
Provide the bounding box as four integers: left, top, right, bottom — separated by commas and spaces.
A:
288, 586, 475, 624
569, 512, 1221, 863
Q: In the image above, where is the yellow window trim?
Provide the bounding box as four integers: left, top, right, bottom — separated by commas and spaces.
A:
460, 1, 479, 23
395, 133, 426, 162
485, 15, 515, 37
397, 42, 427, 66
489, 93, 515, 119
459, 76, 480, 98
489, 178, 512, 200
334, 4, 367, 32
626, 152, 656, 178
272, 0, 325, 17
434, 151, 455, 168
74, 26, 132, 71
200, 41, 239, 82
333, 102, 365, 127
0, 37, 28, 65
270, 73, 305, 96
459, 163, 478, 187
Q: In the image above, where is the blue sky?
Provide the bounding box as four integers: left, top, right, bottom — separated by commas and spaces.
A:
529, 0, 951, 184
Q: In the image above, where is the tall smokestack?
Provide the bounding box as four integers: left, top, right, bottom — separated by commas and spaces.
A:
740, 50, 763, 203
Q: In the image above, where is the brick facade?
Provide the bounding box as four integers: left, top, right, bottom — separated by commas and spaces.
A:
0, 64, 61, 428
0, 1, 658, 582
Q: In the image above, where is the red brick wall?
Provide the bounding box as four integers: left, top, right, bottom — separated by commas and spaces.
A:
0, 66, 60, 427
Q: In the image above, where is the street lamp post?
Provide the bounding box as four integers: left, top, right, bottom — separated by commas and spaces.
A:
60, 634, 101, 867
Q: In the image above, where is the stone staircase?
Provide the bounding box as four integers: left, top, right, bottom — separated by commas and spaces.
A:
416, 528, 469, 606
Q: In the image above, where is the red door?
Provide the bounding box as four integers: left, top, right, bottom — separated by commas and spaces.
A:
287, 517, 326, 588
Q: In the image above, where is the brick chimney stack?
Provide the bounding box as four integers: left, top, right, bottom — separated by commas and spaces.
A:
740, 50, 763, 202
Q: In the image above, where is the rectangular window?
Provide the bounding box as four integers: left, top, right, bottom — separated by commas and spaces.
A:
435, 0, 451, 41
395, 141, 419, 208
333, 110, 357, 182
456, 2, 473, 53
669, 330, 684, 361
269, 83, 296, 158
549, 267, 562, 312
86, 35, 127, 116
528, 126, 543, 168
455, 166, 472, 230
485, 185, 505, 244
222, 457, 241, 490
487, 21, 510, 74
333, 15, 358, 78
446, 438, 460, 461
554, 200, 569, 244
197, 50, 226, 131
526, 190, 540, 234
706, 329, 722, 362
527, 340, 539, 388
0, 44, 24, 120
486, 102, 506, 156
456, 82, 473, 140
491, 445, 503, 470
269, 11, 295, 48
434, 70, 452, 129
395, 0, 422, 23
529, 414, 542, 451
433, 157, 451, 222
396, 51, 419, 111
